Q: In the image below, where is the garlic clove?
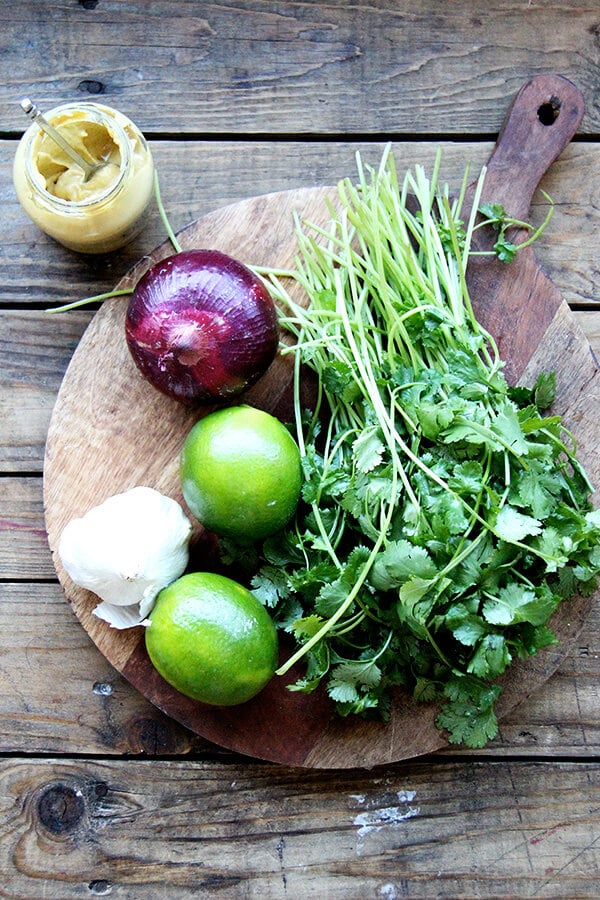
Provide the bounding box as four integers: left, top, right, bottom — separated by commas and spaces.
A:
93, 600, 149, 629
139, 588, 159, 620
58, 486, 193, 627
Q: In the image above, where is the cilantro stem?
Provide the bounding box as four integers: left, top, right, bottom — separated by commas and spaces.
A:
46, 287, 133, 314
516, 194, 555, 250
275, 531, 386, 676
154, 169, 182, 255
453, 417, 531, 465
332, 609, 368, 637
276, 391, 401, 678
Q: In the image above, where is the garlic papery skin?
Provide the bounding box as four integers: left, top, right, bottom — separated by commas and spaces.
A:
58, 486, 192, 628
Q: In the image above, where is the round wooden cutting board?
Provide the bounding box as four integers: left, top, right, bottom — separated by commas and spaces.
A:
44, 76, 600, 769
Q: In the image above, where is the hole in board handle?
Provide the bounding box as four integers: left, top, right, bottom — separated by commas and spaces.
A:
537, 96, 561, 126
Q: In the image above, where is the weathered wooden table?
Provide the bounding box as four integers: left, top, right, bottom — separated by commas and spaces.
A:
2, 2, 600, 896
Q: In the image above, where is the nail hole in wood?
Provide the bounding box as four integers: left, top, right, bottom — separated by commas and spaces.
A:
537, 97, 561, 126
89, 881, 112, 896
94, 781, 109, 799
78, 79, 105, 95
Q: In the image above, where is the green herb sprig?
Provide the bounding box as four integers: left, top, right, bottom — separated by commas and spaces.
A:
249, 147, 600, 748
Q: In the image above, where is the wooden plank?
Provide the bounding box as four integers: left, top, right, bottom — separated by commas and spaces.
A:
0, 578, 598, 758
578, 310, 600, 347
3, 1, 600, 136
3, 306, 599, 481
0, 477, 53, 578
0, 583, 212, 757
3, 138, 600, 309
0, 311, 91, 473
1, 302, 599, 536
1, 756, 600, 897
536, 142, 600, 309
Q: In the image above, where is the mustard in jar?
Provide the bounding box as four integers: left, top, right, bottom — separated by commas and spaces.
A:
13, 102, 155, 254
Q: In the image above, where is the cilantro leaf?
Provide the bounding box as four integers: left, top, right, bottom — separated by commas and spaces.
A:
251, 565, 290, 608
467, 634, 512, 678
493, 237, 517, 264
291, 615, 326, 642
478, 200, 506, 225
322, 358, 362, 403
533, 371, 556, 410
413, 676, 439, 703
491, 400, 530, 456
482, 583, 559, 627
436, 675, 501, 748
494, 505, 543, 542
445, 603, 489, 646
371, 540, 437, 591
353, 426, 386, 473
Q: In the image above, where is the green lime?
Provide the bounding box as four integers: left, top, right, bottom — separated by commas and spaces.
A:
180, 404, 302, 543
145, 572, 278, 706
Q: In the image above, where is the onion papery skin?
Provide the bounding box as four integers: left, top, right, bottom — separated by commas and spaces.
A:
125, 250, 279, 405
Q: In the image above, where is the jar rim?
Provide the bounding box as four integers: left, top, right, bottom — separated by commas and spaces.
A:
22, 102, 133, 210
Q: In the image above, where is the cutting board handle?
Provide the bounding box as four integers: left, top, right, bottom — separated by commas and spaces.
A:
479, 74, 585, 220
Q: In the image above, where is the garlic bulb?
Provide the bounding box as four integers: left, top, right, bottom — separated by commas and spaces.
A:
58, 486, 192, 629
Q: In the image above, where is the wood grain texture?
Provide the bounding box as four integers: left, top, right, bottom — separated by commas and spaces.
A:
1, 757, 600, 898
0, 583, 214, 757
463, 74, 585, 383
3, 1, 600, 135
0, 311, 92, 473
0, 477, 54, 579
3, 141, 492, 306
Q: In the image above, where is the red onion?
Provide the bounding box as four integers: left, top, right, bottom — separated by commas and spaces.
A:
125, 250, 279, 405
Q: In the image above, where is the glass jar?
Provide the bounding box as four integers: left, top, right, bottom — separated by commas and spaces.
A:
13, 102, 155, 254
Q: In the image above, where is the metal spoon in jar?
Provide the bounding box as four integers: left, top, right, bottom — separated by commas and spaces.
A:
19, 98, 107, 183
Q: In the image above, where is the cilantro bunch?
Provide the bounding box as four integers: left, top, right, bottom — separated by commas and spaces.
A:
250, 148, 600, 748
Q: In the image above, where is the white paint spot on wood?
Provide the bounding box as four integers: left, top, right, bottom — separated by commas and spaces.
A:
353, 789, 420, 855
378, 885, 398, 899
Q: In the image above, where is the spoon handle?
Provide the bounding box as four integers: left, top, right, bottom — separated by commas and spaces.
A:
20, 98, 98, 181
